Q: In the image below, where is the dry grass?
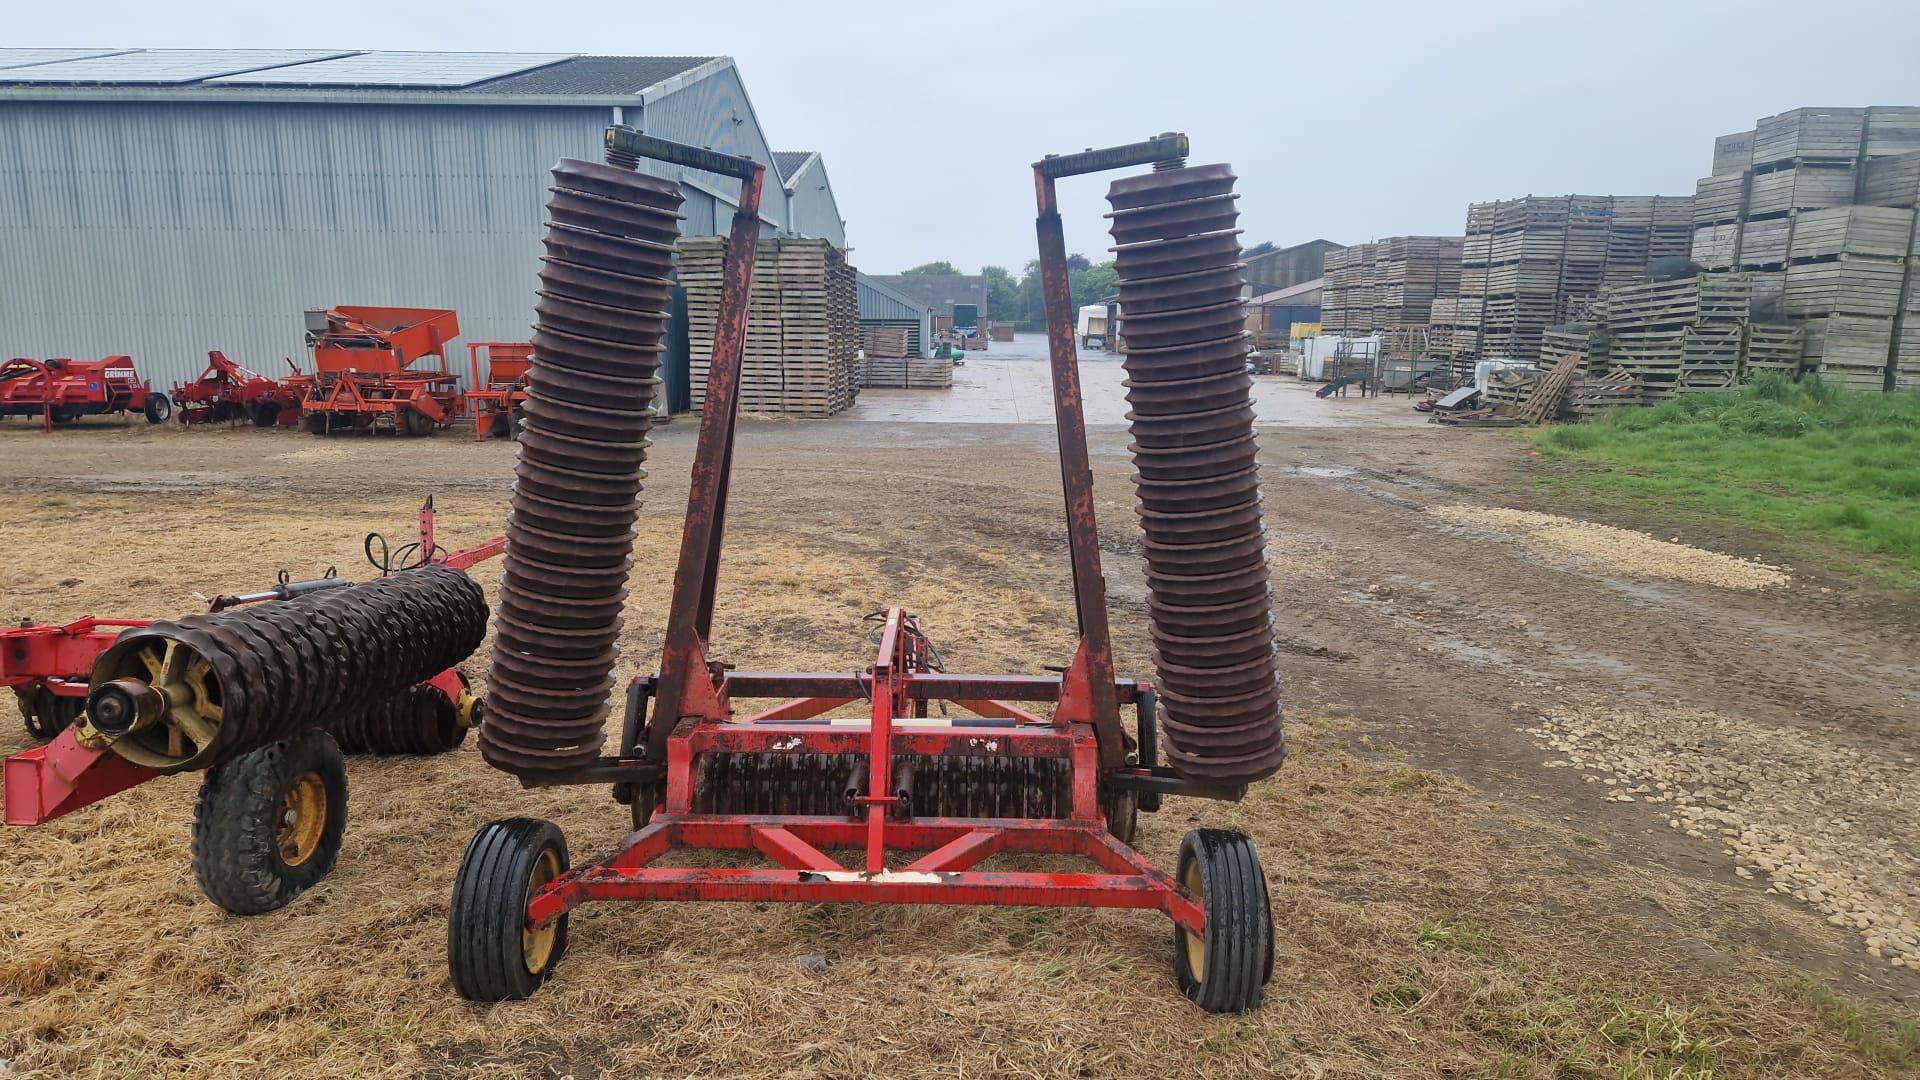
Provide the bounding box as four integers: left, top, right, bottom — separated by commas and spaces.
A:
2, 490, 1915, 1078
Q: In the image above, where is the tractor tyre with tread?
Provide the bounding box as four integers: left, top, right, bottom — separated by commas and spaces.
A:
143, 393, 172, 424
189, 729, 348, 915
1172, 828, 1274, 1013
448, 818, 571, 1001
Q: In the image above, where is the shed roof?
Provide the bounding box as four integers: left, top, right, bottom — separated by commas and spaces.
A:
773, 151, 816, 180
866, 274, 988, 318
1250, 277, 1325, 305
0, 49, 722, 102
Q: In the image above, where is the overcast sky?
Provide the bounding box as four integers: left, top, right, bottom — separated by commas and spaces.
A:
12, 0, 1920, 275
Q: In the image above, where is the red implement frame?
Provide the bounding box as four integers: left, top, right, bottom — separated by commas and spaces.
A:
171, 350, 303, 426
461, 342, 534, 442
3, 501, 506, 827
302, 307, 463, 432
520, 129, 1227, 936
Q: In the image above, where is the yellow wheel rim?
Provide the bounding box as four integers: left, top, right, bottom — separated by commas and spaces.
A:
277, 771, 328, 867
1182, 859, 1206, 981
522, 850, 562, 974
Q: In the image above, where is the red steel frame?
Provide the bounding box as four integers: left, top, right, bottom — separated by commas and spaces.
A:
302, 307, 463, 432
460, 342, 534, 442
522, 129, 1222, 937
3, 502, 506, 827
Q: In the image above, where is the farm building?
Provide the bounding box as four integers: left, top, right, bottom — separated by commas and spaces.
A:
1241, 239, 1343, 295
857, 275, 933, 358
1247, 277, 1323, 347
865, 274, 989, 334
0, 48, 849, 397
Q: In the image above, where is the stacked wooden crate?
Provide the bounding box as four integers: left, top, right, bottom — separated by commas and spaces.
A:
1597, 274, 1752, 398
1320, 247, 1355, 335
1782, 206, 1915, 389
1743, 324, 1806, 376
1567, 370, 1645, 416
1426, 297, 1482, 383
906, 358, 955, 389
1456, 194, 1693, 365
1856, 155, 1920, 390
862, 327, 910, 356
1540, 323, 1608, 376
1319, 238, 1460, 336
1678, 105, 1920, 390
683, 236, 860, 416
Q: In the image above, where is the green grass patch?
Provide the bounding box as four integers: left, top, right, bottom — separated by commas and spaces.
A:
1533, 375, 1920, 583
1789, 978, 1920, 1068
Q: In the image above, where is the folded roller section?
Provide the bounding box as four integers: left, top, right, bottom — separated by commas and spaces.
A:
480, 159, 685, 777
1106, 164, 1285, 785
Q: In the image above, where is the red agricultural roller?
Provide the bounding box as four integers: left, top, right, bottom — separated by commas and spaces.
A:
448, 129, 1282, 1013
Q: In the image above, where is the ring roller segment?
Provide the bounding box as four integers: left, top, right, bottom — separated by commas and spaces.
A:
87, 565, 488, 774
480, 159, 686, 777
1105, 163, 1285, 785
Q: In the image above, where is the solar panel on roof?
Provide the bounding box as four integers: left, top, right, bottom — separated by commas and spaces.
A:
207, 51, 572, 88
0, 49, 355, 84
0, 48, 136, 71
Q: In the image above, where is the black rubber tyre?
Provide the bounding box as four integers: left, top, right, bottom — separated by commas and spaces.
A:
143, 393, 172, 424
1172, 828, 1274, 1013
189, 730, 349, 915
252, 401, 281, 428
448, 818, 571, 1001
403, 408, 435, 437
1103, 785, 1140, 846
305, 413, 329, 435
50, 407, 78, 425
14, 686, 82, 741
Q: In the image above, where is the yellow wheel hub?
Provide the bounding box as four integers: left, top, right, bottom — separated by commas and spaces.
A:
1182, 859, 1207, 981
522, 850, 562, 974
277, 771, 328, 867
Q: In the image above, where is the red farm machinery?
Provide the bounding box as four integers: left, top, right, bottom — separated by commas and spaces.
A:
299, 306, 464, 435
462, 341, 535, 441
447, 129, 1284, 1012
4, 500, 505, 915
170, 349, 305, 426
0, 356, 173, 431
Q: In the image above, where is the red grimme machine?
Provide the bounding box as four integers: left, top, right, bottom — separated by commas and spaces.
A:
447, 130, 1276, 1012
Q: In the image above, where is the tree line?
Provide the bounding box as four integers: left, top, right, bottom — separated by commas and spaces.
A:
900, 259, 1119, 332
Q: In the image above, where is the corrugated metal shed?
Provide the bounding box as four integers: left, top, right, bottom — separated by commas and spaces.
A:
857, 274, 932, 358
0, 50, 849, 398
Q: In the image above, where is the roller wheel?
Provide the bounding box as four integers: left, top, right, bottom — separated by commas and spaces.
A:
403, 408, 435, 437
144, 393, 172, 424
1103, 784, 1140, 846
305, 413, 329, 435
14, 686, 82, 741
448, 818, 570, 1001
251, 401, 281, 427
190, 729, 349, 915
1172, 828, 1274, 1013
